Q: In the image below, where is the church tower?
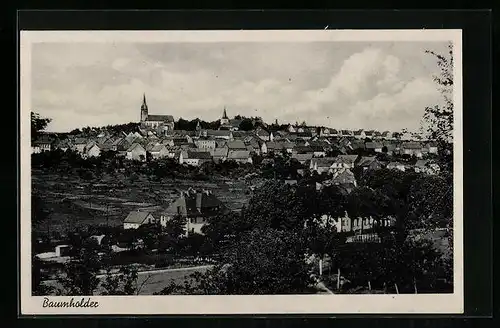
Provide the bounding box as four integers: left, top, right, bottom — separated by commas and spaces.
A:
220, 106, 229, 125
140, 93, 148, 122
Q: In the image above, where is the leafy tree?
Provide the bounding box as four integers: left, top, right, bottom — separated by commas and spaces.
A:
158, 228, 315, 295
242, 180, 316, 231
238, 118, 254, 131
423, 43, 454, 144
407, 174, 453, 229
31, 112, 52, 142
58, 239, 101, 295
101, 265, 139, 295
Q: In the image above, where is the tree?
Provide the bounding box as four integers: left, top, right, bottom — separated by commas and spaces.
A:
31, 112, 51, 142
158, 228, 315, 295
238, 118, 254, 131
58, 239, 101, 296
242, 180, 316, 231
32, 255, 54, 295
423, 43, 454, 144
101, 265, 139, 295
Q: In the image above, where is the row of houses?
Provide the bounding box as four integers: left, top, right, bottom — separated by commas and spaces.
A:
33, 126, 439, 164
308, 155, 440, 176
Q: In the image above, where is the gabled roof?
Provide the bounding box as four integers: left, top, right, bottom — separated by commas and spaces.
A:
146, 115, 174, 123
330, 169, 357, 185
226, 140, 246, 150
402, 142, 423, 149
127, 143, 146, 152
387, 161, 405, 168
124, 211, 153, 224
212, 148, 228, 157
334, 155, 358, 165
291, 153, 313, 162
150, 144, 167, 152
187, 151, 212, 159
356, 156, 377, 167
311, 157, 337, 167
163, 191, 223, 216
365, 141, 383, 149
204, 130, 231, 137
227, 150, 251, 159
293, 145, 314, 153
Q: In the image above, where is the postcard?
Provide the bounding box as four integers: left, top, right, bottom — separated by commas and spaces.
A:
20, 29, 463, 314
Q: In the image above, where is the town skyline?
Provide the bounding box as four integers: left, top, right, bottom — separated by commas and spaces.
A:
32, 41, 450, 133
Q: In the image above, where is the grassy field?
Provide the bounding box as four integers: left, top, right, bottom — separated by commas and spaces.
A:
32, 169, 252, 236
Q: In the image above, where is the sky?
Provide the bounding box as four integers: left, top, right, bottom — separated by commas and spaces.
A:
31, 41, 450, 133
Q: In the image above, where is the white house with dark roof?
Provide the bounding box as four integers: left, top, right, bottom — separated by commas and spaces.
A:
227, 150, 253, 164
160, 189, 225, 236
180, 151, 212, 166
126, 143, 147, 161
331, 155, 358, 171
123, 211, 156, 230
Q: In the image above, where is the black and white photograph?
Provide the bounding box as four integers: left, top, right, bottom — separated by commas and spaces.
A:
20, 30, 463, 314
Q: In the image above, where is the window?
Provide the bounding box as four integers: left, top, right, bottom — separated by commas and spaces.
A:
177, 206, 181, 214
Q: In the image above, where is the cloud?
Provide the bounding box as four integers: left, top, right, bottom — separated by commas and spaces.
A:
30, 42, 447, 132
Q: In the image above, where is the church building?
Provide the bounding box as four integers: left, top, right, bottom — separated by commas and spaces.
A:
140, 93, 175, 134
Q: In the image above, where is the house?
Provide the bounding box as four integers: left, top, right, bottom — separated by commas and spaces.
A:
414, 160, 440, 175
380, 131, 392, 140
227, 150, 253, 164
226, 140, 247, 151
365, 141, 383, 153
202, 129, 233, 140
260, 141, 268, 154
32, 135, 54, 153
387, 161, 406, 172
160, 137, 175, 147
291, 153, 313, 165
85, 143, 101, 158
287, 124, 296, 133
364, 130, 375, 139
126, 143, 147, 161
425, 142, 439, 154
331, 155, 358, 171
281, 141, 295, 153
310, 145, 327, 158
295, 131, 313, 140
123, 211, 156, 230
150, 144, 170, 159
353, 129, 366, 139
401, 142, 424, 158
382, 141, 397, 155
309, 157, 337, 174
356, 156, 383, 171
292, 145, 314, 155
319, 127, 337, 137
212, 147, 228, 163
160, 189, 225, 236
180, 151, 212, 166
255, 128, 271, 141
195, 136, 216, 150
72, 138, 88, 154
340, 130, 353, 138
323, 168, 357, 192
54, 139, 72, 152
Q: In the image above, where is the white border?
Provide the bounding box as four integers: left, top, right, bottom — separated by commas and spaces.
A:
20, 29, 463, 315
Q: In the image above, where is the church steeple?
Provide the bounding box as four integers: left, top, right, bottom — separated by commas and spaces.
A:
222, 106, 228, 119
140, 93, 148, 122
